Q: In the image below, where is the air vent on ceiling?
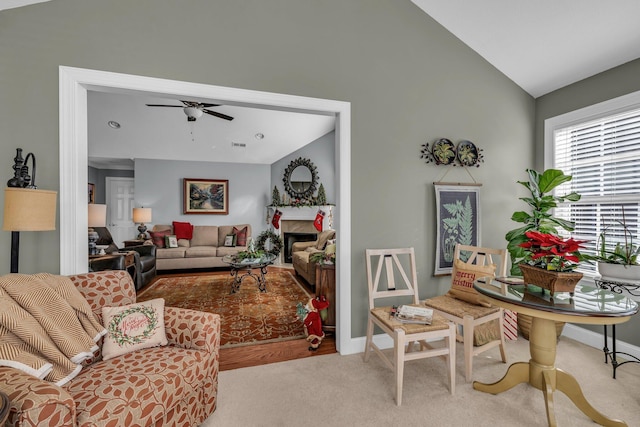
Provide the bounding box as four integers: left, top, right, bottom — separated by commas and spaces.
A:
231, 142, 246, 148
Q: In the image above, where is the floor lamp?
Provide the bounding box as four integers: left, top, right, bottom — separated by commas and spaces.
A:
3, 149, 57, 273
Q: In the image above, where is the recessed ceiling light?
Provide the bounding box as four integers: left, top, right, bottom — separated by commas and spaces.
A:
255, 133, 264, 140
108, 120, 121, 129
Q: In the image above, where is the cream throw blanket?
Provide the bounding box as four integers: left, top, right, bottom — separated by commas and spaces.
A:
0, 273, 107, 386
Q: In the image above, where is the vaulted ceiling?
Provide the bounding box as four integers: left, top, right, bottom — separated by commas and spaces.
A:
7, 1, 640, 166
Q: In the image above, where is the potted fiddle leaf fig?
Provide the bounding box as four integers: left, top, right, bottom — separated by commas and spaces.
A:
505, 168, 584, 276
505, 168, 590, 339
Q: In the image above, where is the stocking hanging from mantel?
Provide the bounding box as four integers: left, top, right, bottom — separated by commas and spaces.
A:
272, 209, 283, 229
314, 209, 325, 231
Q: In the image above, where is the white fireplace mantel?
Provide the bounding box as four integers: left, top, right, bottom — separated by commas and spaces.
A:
267, 205, 334, 234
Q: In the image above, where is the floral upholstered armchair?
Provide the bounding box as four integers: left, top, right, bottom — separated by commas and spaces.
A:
0, 270, 220, 426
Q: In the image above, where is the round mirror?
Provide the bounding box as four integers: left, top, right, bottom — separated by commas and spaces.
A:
283, 157, 318, 200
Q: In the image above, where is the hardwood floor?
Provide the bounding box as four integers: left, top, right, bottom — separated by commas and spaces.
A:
220, 336, 336, 371
146, 266, 337, 371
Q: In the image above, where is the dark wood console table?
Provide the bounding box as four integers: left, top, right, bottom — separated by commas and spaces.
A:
595, 278, 640, 379
315, 263, 336, 332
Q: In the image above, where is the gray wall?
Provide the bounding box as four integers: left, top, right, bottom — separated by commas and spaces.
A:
0, 0, 534, 341
536, 58, 640, 346
88, 166, 134, 204
134, 159, 270, 236
271, 131, 336, 205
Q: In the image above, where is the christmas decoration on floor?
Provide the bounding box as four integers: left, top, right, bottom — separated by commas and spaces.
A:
297, 296, 330, 351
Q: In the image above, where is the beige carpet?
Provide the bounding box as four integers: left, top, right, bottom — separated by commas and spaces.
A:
204, 336, 640, 426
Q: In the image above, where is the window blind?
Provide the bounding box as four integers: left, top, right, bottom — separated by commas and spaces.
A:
553, 107, 640, 274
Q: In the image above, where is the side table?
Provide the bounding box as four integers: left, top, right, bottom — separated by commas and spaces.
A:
315, 263, 336, 332
595, 278, 640, 379
122, 239, 146, 248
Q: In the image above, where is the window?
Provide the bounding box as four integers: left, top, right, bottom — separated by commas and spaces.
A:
545, 91, 640, 274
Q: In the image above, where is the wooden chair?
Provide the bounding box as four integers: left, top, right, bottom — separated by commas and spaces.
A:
423, 244, 508, 382
363, 248, 456, 405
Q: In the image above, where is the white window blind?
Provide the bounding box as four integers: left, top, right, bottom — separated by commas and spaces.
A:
552, 107, 640, 274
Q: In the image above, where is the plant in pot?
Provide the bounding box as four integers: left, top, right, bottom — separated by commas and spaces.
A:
505, 168, 591, 339
505, 168, 584, 276
596, 208, 640, 282
518, 230, 589, 294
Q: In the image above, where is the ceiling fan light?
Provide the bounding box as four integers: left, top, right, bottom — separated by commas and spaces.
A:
183, 106, 203, 120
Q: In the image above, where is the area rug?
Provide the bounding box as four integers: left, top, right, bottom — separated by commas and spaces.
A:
137, 270, 311, 348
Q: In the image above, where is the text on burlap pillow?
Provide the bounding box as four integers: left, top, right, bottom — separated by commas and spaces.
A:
445, 258, 496, 307
101, 298, 168, 360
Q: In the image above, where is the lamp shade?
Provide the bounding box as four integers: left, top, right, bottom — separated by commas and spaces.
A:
3, 187, 57, 231
132, 207, 152, 223
88, 204, 107, 228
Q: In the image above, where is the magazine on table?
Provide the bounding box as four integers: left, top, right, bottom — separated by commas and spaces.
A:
393, 305, 433, 325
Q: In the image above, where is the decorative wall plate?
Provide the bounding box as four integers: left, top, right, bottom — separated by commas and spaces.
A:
456, 140, 479, 166
431, 138, 456, 165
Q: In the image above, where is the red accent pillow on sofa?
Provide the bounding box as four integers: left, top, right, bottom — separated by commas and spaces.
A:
233, 226, 248, 246
149, 230, 171, 248
172, 221, 194, 240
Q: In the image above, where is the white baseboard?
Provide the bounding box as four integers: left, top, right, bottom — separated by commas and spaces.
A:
340, 325, 640, 363
561, 324, 640, 360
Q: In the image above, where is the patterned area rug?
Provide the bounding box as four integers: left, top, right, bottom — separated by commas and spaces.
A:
137, 270, 310, 348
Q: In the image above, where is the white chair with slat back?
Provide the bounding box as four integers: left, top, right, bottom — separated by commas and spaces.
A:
363, 247, 456, 405
423, 244, 508, 382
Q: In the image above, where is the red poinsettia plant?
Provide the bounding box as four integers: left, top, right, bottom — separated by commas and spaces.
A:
519, 230, 590, 272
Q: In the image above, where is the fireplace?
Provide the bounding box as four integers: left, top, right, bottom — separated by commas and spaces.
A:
283, 232, 317, 263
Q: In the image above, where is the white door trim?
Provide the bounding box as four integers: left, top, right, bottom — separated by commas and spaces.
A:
59, 66, 353, 354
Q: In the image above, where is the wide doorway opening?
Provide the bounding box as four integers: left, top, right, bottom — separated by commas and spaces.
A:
59, 66, 352, 354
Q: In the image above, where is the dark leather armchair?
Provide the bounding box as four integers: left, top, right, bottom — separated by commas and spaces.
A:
129, 244, 157, 290
89, 227, 156, 290
89, 254, 126, 272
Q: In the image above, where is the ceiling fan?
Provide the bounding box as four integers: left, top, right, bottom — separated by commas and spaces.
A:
146, 100, 234, 122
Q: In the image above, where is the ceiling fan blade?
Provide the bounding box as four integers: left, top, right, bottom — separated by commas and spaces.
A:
203, 109, 234, 121
180, 100, 221, 108
146, 104, 183, 108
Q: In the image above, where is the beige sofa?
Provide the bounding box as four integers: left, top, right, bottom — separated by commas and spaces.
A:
292, 229, 336, 286
152, 224, 252, 271
0, 270, 220, 426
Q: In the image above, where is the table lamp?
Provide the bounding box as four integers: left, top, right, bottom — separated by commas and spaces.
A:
132, 207, 152, 240
88, 203, 107, 255
3, 148, 57, 273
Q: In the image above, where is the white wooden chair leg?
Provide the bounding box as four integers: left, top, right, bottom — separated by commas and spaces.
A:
448, 323, 456, 395
395, 329, 405, 406
363, 317, 374, 362
498, 311, 508, 363
463, 315, 474, 382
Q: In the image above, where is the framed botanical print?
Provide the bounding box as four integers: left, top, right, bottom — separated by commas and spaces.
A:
434, 183, 481, 276
183, 178, 229, 215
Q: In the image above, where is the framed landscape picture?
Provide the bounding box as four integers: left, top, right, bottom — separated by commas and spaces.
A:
434, 183, 481, 276
184, 178, 229, 214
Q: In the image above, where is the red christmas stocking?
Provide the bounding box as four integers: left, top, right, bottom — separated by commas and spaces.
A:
272, 209, 282, 229
314, 209, 325, 231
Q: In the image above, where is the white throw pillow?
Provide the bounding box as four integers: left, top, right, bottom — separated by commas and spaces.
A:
101, 298, 168, 360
